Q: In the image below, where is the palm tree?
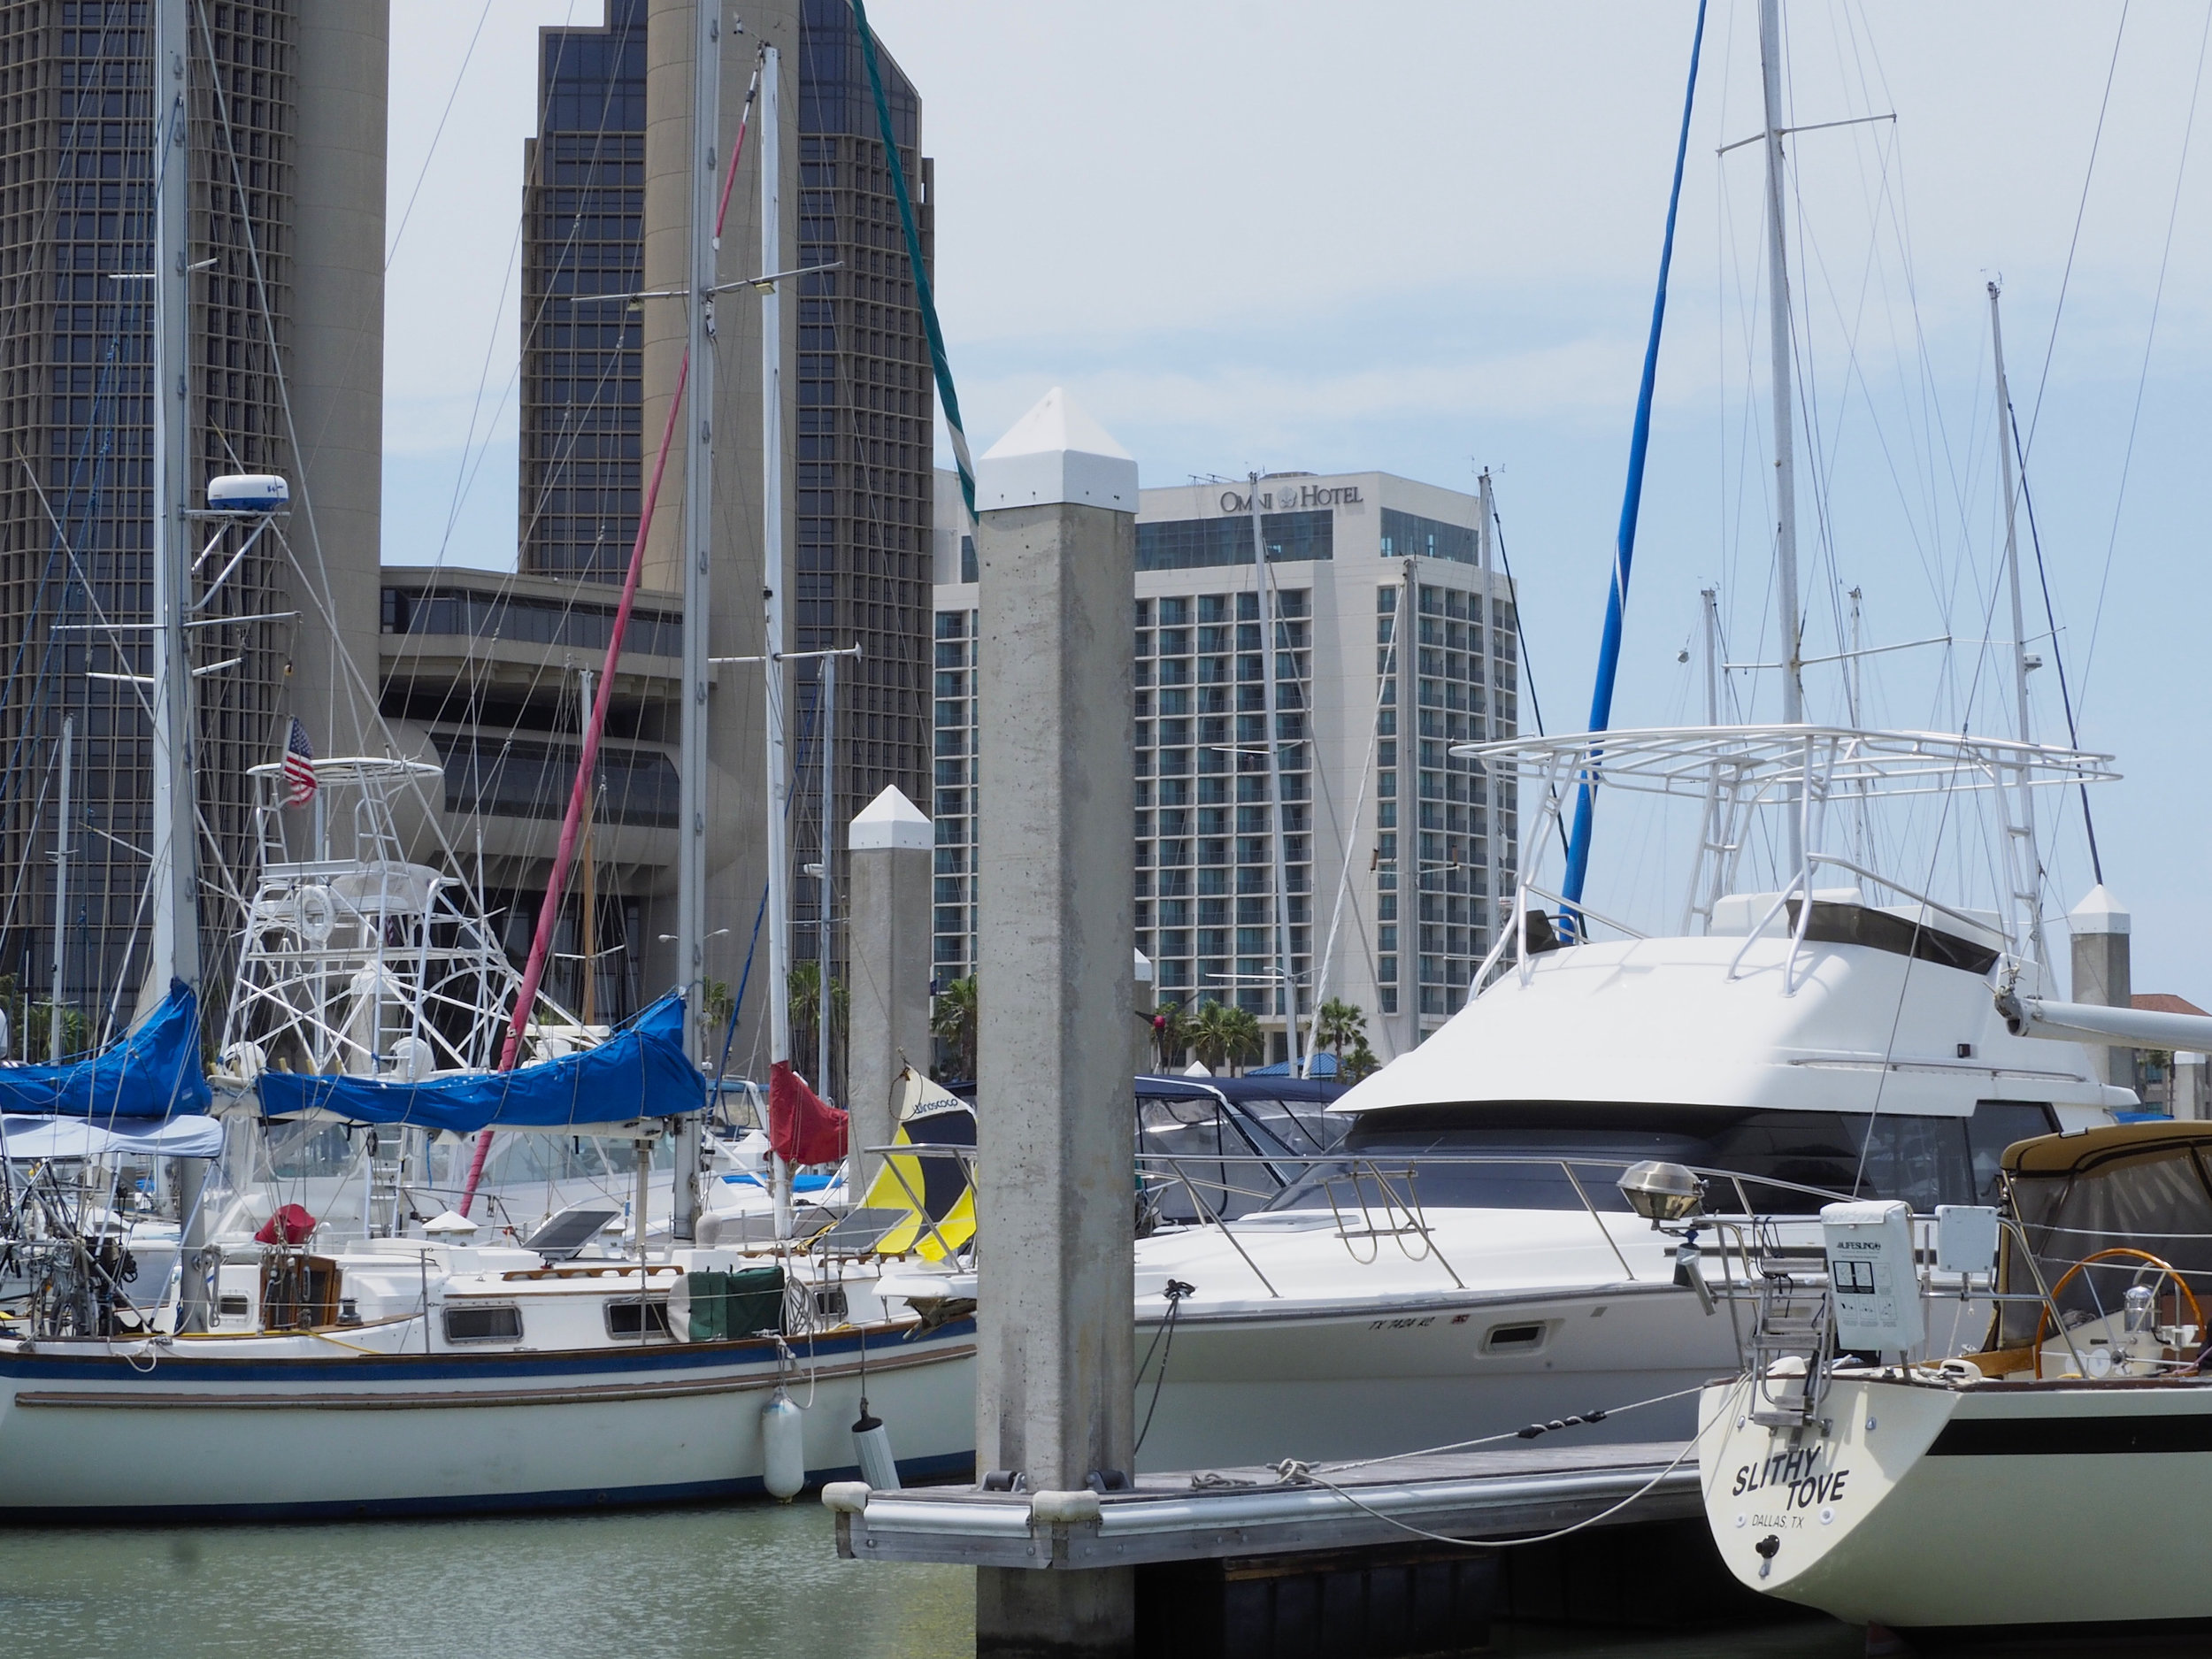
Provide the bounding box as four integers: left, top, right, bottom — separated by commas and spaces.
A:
1219, 1004, 1263, 1076
1190, 999, 1264, 1076
931, 975, 978, 1082
1148, 1000, 1188, 1071
1314, 996, 1367, 1066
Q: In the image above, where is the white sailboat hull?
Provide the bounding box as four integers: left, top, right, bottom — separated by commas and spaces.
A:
0, 1318, 975, 1519
1700, 1371, 2212, 1630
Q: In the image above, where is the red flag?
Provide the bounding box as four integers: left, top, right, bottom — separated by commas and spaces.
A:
767, 1060, 849, 1165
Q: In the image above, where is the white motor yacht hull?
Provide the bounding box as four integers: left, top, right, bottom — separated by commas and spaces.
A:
0, 1317, 975, 1519
1128, 1210, 1991, 1473
1700, 1371, 2212, 1631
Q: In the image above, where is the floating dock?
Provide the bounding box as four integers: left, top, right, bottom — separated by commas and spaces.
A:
831, 1440, 1699, 1568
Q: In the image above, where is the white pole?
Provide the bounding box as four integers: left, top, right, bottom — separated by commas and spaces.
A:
757, 45, 793, 1238
1245, 476, 1299, 1079
1477, 471, 1500, 964
146, 0, 196, 1002
671, 0, 721, 1248
50, 717, 73, 1064
1759, 0, 1805, 874
1989, 280, 2047, 968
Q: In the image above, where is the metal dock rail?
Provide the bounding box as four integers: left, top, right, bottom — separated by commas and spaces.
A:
828, 1440, 1699, 1569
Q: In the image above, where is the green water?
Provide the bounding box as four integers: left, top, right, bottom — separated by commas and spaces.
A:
0, 1502, 1864, 1658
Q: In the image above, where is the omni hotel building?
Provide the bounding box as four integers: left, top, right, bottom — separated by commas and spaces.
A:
930, 468, 1519, 1065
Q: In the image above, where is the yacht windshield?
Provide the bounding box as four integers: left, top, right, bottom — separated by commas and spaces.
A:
1261, 1102, 2057, 1217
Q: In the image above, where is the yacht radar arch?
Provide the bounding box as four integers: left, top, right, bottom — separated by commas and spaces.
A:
1458, 724, 2118, 994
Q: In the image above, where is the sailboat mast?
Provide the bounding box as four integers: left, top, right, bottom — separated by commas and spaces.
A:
1246, 476, 1300, 1078
678, 4, 718, 1056
147, 0, 196, 998
50, 717, 72, 1063
1989, 280, 2047, 967
760, 44, 791, 1071
1758, 0, 1806, 872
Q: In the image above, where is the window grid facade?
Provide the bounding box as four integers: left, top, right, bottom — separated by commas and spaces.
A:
930, 606, 976, 981
0, 0, 294, 1037
1380, 580, 1517, 1021
1131, 587, 1315, 1026
789, 0, 932, 993
517, 0, 642, 584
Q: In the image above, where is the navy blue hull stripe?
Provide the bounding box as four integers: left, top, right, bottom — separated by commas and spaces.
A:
0, 1452, 976, 1524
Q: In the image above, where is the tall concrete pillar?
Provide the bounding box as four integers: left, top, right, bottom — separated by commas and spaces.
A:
848, 786, 932, 1186
639, 0, 796, 1028
2070, 885, 2133, 1092
974, 388, 1138, 1659
288, 0, 388, 757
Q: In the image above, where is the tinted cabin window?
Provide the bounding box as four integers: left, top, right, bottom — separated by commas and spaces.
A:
1286, 1104, 1990, 1216
606, 1297, 672, 1338
1968, 1102, 2059, 1202
443, 1304, 523, 1343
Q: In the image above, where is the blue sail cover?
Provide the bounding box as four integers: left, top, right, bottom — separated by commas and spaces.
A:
0, 979, 211, 1119
255, 993, 703, 1133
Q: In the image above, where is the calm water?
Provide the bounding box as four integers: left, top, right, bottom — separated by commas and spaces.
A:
0, 1501, 1868, 1658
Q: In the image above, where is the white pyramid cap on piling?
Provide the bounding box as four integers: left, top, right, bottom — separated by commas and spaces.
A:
974, 386, 1138, 513
2069, 884, 2131, 937
849, 785, 931, 852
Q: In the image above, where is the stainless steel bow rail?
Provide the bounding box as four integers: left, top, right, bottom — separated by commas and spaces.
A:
825, 1440, 1701, 1569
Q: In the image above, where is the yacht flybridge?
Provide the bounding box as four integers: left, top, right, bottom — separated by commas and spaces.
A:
1120, 723, 2127, 1471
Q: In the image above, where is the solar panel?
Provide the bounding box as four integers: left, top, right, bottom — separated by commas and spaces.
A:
524, 1204, 623, 1260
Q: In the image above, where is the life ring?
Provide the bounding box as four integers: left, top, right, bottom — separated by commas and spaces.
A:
293, 886, 334, 946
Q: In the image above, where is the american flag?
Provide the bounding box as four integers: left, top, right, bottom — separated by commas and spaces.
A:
282, 716, 317, 808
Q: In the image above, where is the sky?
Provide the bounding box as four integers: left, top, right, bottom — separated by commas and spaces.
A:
382, 1, 2212, 1000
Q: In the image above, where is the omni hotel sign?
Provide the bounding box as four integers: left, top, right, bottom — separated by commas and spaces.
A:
1217, 482, 1363, 514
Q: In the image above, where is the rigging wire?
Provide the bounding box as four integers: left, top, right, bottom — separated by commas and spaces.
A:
2073, 0, 2212, 726
2021, 4, 2131, 459
2010, 413, 2103, 886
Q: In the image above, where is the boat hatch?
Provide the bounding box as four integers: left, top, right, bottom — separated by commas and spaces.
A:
1481, 1320, 1554, 1355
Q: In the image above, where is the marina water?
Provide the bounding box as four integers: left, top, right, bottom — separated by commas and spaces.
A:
0, 1502, 1866, 1658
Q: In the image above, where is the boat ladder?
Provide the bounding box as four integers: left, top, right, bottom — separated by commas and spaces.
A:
1747, 1266, 1833, 1428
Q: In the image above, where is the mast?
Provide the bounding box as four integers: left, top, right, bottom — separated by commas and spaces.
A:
1477, 471, 1500, 972
1245, 476, 1299, 1078
1759, 0, 1806, 872
1989, 280, 2047, 967
757, 44, 794, 1233
579, 669, 597, 1028
50, 717, 72, 1063
146, 0, 196, 1004
817, 652, 834, 1094
670, 0, 724, 1247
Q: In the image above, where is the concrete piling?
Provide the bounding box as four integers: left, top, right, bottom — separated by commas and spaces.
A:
2070, 885, 2133, 1092
973, 388, 1140, 1657
847, 786, 933, 1187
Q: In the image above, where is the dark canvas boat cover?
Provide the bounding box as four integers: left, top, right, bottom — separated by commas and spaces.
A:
256, 992, 703, 1133
0, 979, 211, 1119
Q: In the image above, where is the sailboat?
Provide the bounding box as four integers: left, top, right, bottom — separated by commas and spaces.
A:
1110, 0, 2131, 1475
0, 13, 979, 1517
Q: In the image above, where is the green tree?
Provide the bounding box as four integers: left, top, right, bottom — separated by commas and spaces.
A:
1339, 1034, 1381, 1084
931, 975, 979, 1081
1314, 996, 1368, 1065
1189, 999, 1263, 1076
